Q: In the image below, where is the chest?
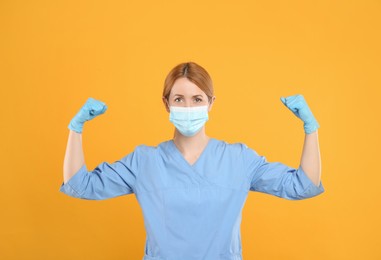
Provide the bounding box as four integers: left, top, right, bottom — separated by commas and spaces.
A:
183, 153, 201, 166
135, 148, 250, 194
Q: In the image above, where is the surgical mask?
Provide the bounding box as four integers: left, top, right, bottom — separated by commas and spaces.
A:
169, 105, 209, 137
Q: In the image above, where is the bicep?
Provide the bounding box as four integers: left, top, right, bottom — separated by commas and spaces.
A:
241, 143, 325, 200
59, 146, 141, 200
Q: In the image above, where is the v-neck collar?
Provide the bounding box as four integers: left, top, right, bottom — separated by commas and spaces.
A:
169, 137, 215, 169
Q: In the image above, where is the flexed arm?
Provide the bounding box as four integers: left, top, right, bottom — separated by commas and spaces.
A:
280, 94, 321, 186
61, 97, 140, 200
63, 97, 107, 184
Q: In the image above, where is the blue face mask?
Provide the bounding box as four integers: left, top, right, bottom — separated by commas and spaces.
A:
169, 105, 209, 137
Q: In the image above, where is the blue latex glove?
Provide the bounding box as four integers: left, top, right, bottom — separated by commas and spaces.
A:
280, 94, 320, 134
68, 97, 108, 133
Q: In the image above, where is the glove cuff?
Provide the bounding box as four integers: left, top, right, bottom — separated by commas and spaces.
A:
304, 120, 320, 134
68, 118, 84, 133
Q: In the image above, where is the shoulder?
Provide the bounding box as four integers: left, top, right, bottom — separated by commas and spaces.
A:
133, 143, 158, 154
132, 140, 170, 156
213, 138, 254, 155
219, 139, 263, 161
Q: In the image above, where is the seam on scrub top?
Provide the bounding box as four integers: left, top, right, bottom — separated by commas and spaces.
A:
153, 144, 169, 251
132, 145, 143, 194
239, 142, 253, 193
160, 188, 168, 254
153, 144, 167, 190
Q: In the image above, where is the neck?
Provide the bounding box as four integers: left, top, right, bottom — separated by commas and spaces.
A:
172, 128, 210, 154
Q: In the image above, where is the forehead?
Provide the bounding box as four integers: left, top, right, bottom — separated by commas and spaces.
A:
170, 77, 206, 96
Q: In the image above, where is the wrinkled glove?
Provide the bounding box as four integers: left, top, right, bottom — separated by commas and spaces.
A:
280, 94, 319, 134
68, 97, 108, 133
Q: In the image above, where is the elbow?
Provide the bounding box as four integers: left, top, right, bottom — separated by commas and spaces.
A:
299, 181, 325, 200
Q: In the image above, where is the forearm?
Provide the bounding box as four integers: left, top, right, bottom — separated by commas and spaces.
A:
63, 130, 85, 184
300, 130, 321, 186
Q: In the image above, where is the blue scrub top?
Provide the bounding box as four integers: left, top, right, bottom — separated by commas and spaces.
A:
59, 137, 325, 260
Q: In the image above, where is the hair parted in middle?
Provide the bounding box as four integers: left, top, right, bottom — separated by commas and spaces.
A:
162, 61, 214, 104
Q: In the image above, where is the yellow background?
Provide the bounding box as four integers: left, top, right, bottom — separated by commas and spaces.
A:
1, 0, 380, 259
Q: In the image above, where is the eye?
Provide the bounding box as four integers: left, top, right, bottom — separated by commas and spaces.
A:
195, 98, 203, 102
174, 97, 182, 102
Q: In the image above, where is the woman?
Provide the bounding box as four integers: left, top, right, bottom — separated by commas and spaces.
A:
60, 62, 325, 260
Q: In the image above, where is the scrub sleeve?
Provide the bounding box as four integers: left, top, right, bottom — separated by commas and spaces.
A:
60, 145, 142, 200
241, 143, 325, 200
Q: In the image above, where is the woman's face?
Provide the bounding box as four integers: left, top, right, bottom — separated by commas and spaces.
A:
163, 77, 215, 113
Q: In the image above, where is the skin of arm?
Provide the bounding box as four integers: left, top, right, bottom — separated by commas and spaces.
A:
300, 130, 321, 187
63, 130, 85, 184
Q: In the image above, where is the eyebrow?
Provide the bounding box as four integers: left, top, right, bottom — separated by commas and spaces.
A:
173, 94, 204, 97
